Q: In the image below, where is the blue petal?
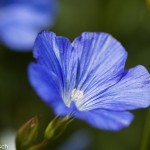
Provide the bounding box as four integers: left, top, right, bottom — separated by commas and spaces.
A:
93, 65, 150, 110
28, 63, 70, 115
72, 32, 127, 110
0, 0, 57, 50
33, 31, 63, 83
80, 65, 150, 111
0, 25, 37, 51
74, 109, 134, 131
34, 31, 78, 107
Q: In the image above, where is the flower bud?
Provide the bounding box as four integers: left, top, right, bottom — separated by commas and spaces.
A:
44, 116, 72, 140
15, 115, 39, 150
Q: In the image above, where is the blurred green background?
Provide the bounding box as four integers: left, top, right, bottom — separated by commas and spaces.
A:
0, 0, 150, 149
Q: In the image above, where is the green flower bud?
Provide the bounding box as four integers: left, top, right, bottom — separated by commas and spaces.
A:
44, 116, 72, 140
15, 115, 39, 150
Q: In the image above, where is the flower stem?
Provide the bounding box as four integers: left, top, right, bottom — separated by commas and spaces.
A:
27, 139, 49, 150
140, 108, 150, 150
27, 116, 73, 150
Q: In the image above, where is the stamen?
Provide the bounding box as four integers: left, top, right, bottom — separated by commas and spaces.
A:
71, 88, 84, 101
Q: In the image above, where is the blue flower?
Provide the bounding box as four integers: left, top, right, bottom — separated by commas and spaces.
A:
28, 31, 150, 131
0, 0, 57, 51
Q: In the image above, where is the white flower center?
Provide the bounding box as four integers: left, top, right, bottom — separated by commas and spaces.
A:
71, 88, 84, 101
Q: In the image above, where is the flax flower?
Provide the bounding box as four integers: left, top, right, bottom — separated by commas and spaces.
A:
28, 31, 150, 130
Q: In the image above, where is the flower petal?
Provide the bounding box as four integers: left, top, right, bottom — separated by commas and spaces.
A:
33, 31, 78, 106
81, 65, 150, 111
33, 31, 63, 78
28, 63, 70, 115
74, 109, 134, 131
0, 25, 37, 51
0, 0, 57, 50
72, 32, 127, 110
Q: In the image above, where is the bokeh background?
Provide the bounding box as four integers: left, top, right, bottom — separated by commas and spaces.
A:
0, 0, 150, 149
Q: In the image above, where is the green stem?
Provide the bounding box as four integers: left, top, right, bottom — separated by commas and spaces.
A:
27, 116, 73, 150
27, 139, 49, 150
140, 108, 150, 150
